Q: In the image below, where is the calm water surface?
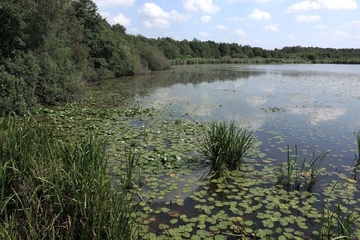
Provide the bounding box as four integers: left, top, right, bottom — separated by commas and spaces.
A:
126, 64, 360, 168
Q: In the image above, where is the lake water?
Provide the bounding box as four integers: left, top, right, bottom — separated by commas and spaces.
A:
118, 64, 360, 170
96, 64, 360, 239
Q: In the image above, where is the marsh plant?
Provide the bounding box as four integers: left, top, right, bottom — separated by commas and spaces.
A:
200, 121, 253, 179
0, 117, 134, 239
319, 202, 360, 239
277, 145, 329, 191
121, 147, 141, 190
351, 131, 360, 181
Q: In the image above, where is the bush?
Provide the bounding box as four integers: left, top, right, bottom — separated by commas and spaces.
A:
137, 42, 170, 71
199, 121, 253, 179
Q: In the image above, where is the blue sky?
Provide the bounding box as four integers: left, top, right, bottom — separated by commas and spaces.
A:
93, 0, 360, 50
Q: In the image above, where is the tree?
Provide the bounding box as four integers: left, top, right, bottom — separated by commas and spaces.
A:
219, 43, 230, 57
0, 2, 26, 60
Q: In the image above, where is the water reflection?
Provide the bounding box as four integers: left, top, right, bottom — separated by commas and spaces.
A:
93, 64, 360, 132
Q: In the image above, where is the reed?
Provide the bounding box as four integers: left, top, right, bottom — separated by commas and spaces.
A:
277, 145, 328, 191
0, 117, 134, 239
121, 147, 141, 189
353, 131, 360, 163
199, 121, 253, 179
319, 202, 360, 239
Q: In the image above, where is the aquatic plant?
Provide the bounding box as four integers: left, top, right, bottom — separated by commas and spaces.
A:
319, 202, 360, 239
353, 131, 360, 163
0, 117, 134, 239
121, 147, 141, 189
199, 121, 253, 179
276, 145, 329, 191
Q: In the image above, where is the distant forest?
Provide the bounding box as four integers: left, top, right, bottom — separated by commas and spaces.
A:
1, 0, 360, 114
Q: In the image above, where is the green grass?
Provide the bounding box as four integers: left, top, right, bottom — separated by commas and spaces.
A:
276, 145, 329, 191
199, 121, 253, 179
0, 117, 134, 239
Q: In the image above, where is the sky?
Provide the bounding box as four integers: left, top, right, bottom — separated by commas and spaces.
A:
93, 0, 360, 50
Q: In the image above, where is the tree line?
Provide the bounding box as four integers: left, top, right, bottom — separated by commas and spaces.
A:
1, 0, 360, 114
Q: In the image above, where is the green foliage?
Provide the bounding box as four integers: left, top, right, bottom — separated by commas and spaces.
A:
319, 202, 360, 239
0, 117, 134, 239
137, 41, 171, 71
0, 51, 40, 114
200, 121, 253, 179
0, 2, 26, 59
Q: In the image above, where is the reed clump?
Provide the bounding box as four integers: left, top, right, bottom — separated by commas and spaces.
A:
319, 202, 360, 239
0, 117, 134, 239
200, 121, 253, 179
276, 145, 329, 192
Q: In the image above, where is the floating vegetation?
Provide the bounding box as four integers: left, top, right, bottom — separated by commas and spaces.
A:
199, 121, 254, 179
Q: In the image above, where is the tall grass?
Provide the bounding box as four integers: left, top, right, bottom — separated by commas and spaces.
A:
0, 117, 134, 239
122, 147, 141, 190
276, 145, 329, 191
199, 121, 253, 179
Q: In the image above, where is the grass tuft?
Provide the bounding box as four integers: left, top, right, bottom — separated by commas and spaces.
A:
199, 121, 253, 179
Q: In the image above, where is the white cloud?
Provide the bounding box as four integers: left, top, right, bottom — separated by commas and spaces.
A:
285, 34, 296, 39
333, 30, 351, 38
215, 25, 227, 30
227, 17, 245, 22
315, 24, 327, 29
295, 14, 321, 22
94, 0, 135, 7
199, 31, 211, 37
143, 18, 170, 28
262, 25, 278, 32
248, 9, 271, 20
113, 13, 131, 26
129, 28, 139, 33
201, 15, 211, 23
343, 20, 360, 29
286, 0, 357, 13
182, 0, 220, 13
234, 29, 246, 36
139, 3, 190, 21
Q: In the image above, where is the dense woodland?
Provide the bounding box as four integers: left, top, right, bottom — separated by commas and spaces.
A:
1, 0, 360, 114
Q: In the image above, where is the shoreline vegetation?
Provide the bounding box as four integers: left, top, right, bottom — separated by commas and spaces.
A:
0, 117, 134, 239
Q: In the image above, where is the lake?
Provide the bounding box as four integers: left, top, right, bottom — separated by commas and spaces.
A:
93, 64, 360, 239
